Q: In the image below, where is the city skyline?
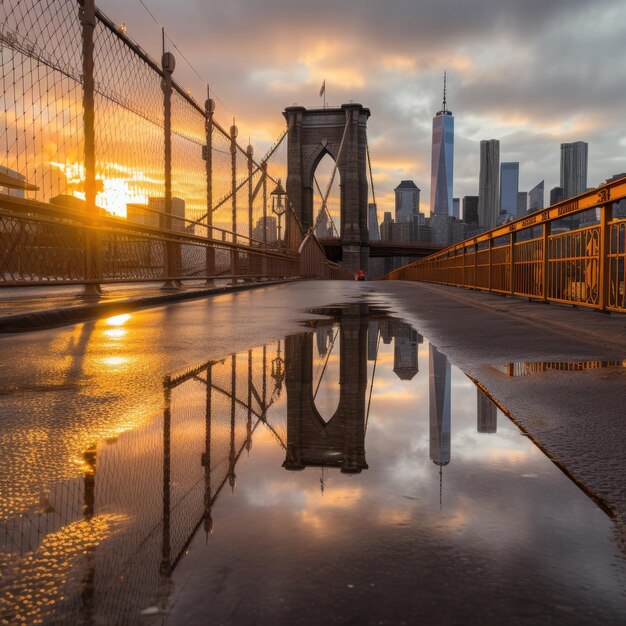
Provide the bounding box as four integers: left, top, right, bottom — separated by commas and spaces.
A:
100, 0, 626, 217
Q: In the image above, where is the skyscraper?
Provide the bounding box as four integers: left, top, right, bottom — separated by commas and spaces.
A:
499, 162, 519, 222
314, 209, 333, 238
462, 196, 479, 225
380, 211, 394, 241
452, 197, 460, 220
394, 180, 420, 223
560, 141, 588, 200
550, 186, 564, 206
517, 192, 528, 219
528, 181, 544, 213
605, 173, 626, 219
430, 72, 454, 216
478, 139, 500, 229
368, 202, 380, 241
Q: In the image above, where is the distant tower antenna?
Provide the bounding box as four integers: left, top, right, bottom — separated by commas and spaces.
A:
442, 70, 447, 112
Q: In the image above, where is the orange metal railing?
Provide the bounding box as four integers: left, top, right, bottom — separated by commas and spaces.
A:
385, 176, 626, 313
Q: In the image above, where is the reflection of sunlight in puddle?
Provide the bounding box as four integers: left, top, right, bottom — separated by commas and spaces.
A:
106, 313, 131, 326
100, 356, 130, 368
103, 328, 126, 340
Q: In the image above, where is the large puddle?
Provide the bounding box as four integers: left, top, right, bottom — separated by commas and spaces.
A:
1, 303, 625, 625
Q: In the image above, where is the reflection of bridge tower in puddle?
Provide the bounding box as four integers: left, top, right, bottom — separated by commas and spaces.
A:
283, 304, 370, 474
429, 345, 451, 506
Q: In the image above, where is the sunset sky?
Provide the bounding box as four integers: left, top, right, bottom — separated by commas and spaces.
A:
102, 0, 626, 215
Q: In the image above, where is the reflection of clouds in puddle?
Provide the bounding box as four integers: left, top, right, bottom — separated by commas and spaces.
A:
369, 389, 423, 404
244, 478, 362, 516
245, 478, 309, 509
377, 507, 413, 526
383, 453, 431, 488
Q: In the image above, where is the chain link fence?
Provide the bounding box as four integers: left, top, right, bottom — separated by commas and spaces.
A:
0, 0, 350, 287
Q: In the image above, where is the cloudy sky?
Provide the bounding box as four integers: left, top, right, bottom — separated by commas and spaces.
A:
102, 0, 626, 215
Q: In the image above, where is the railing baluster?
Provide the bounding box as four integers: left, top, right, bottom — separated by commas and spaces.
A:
598, 202, 613, 311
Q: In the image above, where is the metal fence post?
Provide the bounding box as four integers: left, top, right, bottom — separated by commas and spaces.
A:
261, 162, 268, 278
542, 220, 551, 302
230, 121, 238, 284
473, 243, 478, 289
598, 201, 613, 311
509, 231, 516, 294
205, 92, 215, 285
79, 0, 102, 297
161, 44, 181, 290
488, 238, 493, 292
247, 143, 254, 280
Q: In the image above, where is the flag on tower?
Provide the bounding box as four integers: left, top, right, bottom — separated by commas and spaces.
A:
319, 80, 326, 98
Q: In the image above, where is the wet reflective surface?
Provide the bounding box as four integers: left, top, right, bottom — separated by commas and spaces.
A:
1, 301, 626, 625
496, 359, 626, 376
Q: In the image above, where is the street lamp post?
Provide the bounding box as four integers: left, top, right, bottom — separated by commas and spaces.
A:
271, 179, 286, 249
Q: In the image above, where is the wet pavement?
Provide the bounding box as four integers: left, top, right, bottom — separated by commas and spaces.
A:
0, 282, 625, 625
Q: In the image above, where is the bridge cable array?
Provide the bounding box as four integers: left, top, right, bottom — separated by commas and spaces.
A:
312, 108, 353, 235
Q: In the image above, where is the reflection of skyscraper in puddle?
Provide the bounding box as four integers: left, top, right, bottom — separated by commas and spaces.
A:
429, 345, 451, 467
477, 388, 497, 433
316, 327, 334, 358
393, 325, 422, 381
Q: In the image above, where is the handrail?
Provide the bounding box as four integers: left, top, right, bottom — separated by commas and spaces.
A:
385, 175, 626, 313
419, 176, 626, 261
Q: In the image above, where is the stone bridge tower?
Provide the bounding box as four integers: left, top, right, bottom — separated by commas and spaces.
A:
283, 104, 371, 274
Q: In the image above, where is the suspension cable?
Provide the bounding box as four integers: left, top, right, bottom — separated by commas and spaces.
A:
187, 123, 290, 226
366, 140, 376, 207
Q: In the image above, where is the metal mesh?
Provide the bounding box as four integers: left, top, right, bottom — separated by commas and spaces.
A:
93, 19, 165, 216
171, 90, 205, 224
0, 0, 83, 203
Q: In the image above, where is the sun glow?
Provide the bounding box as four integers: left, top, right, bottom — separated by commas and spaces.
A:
50, 162, 151, 218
